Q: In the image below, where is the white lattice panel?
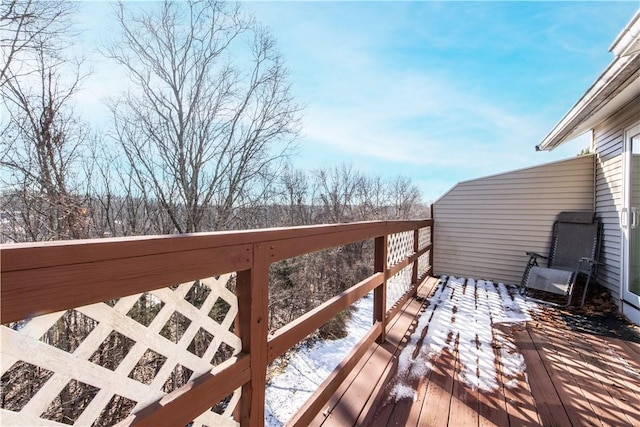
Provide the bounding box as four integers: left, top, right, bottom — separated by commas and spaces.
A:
418, 227, 431, 251
386, 265, 413, 311
387, 231, 414, 268
0, 274, 241, 426
418, 251, 430, 280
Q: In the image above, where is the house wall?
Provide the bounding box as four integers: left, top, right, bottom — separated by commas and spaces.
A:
593, 95, 640, 302
433, 155, 595, 284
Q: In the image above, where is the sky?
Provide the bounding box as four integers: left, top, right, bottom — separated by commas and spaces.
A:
76, 0, 640, 203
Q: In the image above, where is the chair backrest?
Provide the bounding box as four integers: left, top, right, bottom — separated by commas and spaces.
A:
548, 211, 601, 270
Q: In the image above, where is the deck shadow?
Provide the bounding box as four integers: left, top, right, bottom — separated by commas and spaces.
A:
559, 310, 640, 344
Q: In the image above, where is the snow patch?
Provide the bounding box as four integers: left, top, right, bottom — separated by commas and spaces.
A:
392, 276, 535, 395
265, 293, 374, 427
265, 276, 537, 424
390, 383, 417, 401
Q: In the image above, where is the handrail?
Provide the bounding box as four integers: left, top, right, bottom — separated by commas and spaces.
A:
1, 218, 433, 427
268, 272, 385, 364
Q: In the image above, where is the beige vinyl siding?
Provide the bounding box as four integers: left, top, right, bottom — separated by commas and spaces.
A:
593, 95, 640, 302
433, 155, 595, 284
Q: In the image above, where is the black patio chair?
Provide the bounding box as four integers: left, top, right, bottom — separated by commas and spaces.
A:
520, 211, 602, 307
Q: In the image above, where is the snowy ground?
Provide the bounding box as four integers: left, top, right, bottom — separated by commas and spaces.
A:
265, 293, 375, 427
264, 276, 538, 426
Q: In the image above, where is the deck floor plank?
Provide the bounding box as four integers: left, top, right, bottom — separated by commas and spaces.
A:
353, 340, 408, 426
477, 387, 509, 427
606, 336, 640, 371
418, 347, 456, 426
528, 323, 595, 426
380, 283, 439, 427
500, 366, 542, 427
356, 279, 439, 427
564, 330, 640, 425
317, 335, 395, 425
511, 325, 574, 427
447, 332, 480, 427
582, 333, 640, 401
614, 336, 640, 357
316, 277, 438, 426
303, 277, 640, 427
309, 281, 424, 427
488, 324, 535, 427
542, 326, 608, 426
487, 323, 539, 427
399, 375, 432, 427
386, 280, 443, 426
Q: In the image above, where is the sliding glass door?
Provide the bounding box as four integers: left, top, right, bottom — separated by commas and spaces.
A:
622, 122, 640, 318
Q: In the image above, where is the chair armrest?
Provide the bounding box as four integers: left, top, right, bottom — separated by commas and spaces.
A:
576, 257, 599, 274
526, 252, 547, 260
525, 252, 547, 269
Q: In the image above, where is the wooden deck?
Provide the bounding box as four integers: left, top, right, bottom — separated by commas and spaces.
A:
311, 277, 640, 427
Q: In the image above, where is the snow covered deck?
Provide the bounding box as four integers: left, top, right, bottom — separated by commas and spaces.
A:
309, 276, 640, 426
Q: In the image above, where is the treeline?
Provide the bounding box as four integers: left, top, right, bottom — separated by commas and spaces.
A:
0, 163, 425, 242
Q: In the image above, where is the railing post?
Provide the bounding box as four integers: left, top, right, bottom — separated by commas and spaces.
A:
429, 205, 435, 276
412, 226, 419, 285
236, 243, 269, 427
374, 235, 388, 344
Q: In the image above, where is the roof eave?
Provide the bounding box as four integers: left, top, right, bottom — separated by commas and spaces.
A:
537, 10, 640, 152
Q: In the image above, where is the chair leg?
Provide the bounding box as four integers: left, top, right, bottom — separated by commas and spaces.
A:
520, 258, 537, 296
579, 271, 593, 307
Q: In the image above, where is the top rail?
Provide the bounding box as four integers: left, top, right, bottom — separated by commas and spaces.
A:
1, 220, 430, 324
2, 220, 428, 271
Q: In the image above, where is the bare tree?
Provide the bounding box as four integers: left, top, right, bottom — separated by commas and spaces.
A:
313, 164, 365, 223
387, 176, 421, 219
83, 143, 164, 238
105, 0, 300, 233
1, 32, 91, 241
277, 166, 314, 226
356, 175, 386, 220
1, 0, 76, 86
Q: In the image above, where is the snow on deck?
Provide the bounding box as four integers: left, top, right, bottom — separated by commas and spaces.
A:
391, 276, 537, 399
265, 277, 538, 425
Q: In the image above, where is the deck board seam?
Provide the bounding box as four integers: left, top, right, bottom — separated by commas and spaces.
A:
555, 327, 640, 425
315, 276, 437, 425
355, 277, 439, 426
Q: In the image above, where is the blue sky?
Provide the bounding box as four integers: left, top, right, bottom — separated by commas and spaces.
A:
77, 1, 640, 202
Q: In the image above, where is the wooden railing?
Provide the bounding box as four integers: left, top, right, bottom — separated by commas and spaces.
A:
1, 219, 433, 426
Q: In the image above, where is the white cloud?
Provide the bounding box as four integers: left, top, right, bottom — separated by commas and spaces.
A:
301, 64, 546, 168
69, 0, 605, 204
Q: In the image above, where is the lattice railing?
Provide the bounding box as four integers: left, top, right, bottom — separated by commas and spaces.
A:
417, 226, 432, 281
387, 231, 414, 268
386, 264, 414, 311
418, 251, 430, 280
1, 275, 240, 426
418, 226, 431, 252
386, 230, 416, 311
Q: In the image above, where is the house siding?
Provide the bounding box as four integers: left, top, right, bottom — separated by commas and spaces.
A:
433, 155, 595, 285
593, 95, 640, 302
